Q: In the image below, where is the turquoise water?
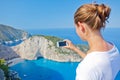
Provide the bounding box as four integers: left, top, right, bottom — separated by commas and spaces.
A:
10, 28, 120, 80
10, 58, 78, 80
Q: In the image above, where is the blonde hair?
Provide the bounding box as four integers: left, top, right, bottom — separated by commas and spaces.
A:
74, 3, 111, 30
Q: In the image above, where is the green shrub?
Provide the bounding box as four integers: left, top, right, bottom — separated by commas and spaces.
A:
0, 59, 9, 79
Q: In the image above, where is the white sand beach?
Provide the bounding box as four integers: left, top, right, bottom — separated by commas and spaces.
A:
7, 58, 24, 67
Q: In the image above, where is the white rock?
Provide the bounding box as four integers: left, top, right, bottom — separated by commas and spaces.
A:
12, 36, 87, 62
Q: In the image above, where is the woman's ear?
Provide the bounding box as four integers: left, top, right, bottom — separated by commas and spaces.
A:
77, 22, 86, 33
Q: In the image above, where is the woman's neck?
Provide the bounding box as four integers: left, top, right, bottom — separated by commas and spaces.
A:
87, 30, 111, 54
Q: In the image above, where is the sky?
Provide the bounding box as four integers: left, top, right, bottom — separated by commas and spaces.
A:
0, 0, 120, 30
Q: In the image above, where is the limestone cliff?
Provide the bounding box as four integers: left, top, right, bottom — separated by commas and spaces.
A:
0, 45, 20, 60
0, 24, 31, 44
12, 35, 88, 62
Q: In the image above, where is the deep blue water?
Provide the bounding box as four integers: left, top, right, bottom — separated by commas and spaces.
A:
10, 59, 78, 80
10, 28, 120, 80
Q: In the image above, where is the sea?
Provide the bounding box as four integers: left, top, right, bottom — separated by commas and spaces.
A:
10, 28, 120, 80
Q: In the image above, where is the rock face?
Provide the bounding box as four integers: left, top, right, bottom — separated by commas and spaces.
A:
0, 69, 5, 80
0, 45, 20, 60
0, 24, 31, 44
12, 35, 88, 62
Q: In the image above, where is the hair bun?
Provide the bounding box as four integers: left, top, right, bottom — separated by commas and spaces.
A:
97, 4, 111, 22
74, 3, 111, 30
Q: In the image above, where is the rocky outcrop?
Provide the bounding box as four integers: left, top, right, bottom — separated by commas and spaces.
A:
0, 45, 20, 61
0, 69, 5, 80
12, 35, 88, 62
0, 24, 31, 44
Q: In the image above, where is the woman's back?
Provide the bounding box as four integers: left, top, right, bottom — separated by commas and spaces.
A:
76, 43, 120, 80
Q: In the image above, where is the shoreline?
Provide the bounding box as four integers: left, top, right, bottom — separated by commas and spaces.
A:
7, 58, 24, 67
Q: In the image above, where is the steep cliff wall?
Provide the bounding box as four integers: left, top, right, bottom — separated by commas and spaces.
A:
0, 45, 20, 60
0, 24, 31, 44
12, 35, 88, 62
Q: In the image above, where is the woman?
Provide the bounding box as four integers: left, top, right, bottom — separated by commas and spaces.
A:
64, 3, 120, 80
